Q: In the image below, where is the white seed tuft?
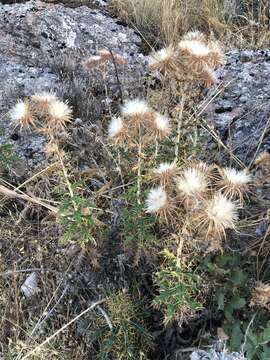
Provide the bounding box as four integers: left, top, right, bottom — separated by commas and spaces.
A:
10, 100, 29, 122
145, 186, 168, 213
48, 99, 72, 121
177, 168, 208, 196
154, 162, 176, 175
154, 113, 170, 132
121, 99, 151, 117
178, 40, 210, 57
222, 168, 251, 186
108, 117, 124, 138
206, 193, 238, 229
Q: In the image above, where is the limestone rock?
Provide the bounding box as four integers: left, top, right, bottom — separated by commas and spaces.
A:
202, 49, 270, 166
0, 0, 147, 172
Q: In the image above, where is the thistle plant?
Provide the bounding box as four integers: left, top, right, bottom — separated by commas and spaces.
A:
145, 161, 251, 252
148, 31, 225, 162
108, 97, 171, 204
148, 30, 224, 87
153, 249, 203, 325
9, 93, 99, 247
10, 92, 72, 134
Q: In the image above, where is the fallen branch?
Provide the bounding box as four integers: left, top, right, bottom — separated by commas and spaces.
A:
0, 184, 58, 213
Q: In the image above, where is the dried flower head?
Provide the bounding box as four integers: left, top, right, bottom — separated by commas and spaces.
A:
218, 167, 251, 200
193, 161, 213, 177
145, 186, 168, 213
47, 99, 72, 130
121, 99, 154, 133
176, 167, 208, 198
178, 39, 210, 58
152, 162, 177, 185
82, 55, 104, 70
200, 193, 239, 237
31, 92, 57, 104
97, 49, 125, 65
31, 92, 58, 114
152, 112, 170, 138
255, 151, 270, 167
145, 186, 174, 220
10, 100, 35, 130
182, 31, 206, 42
250, 281, 270, 310
108, 116, 127, 144
148, 46, 176, 72
121, 98, 151, 118
83, 50, 125, 70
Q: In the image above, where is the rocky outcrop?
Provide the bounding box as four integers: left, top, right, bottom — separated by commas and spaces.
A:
202, 49, 270, 166
0, 0, 147, 171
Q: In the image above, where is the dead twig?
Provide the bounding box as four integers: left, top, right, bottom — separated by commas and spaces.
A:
0, 184, 58, 213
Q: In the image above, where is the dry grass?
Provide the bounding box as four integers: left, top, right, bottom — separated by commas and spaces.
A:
110, 0, 270, 48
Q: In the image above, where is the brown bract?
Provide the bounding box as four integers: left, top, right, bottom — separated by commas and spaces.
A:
250, 282, 270, 310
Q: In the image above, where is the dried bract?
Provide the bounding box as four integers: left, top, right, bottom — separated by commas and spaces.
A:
250, 281, 270, 310
218, 167, 251, 200
255, 151, 270, 167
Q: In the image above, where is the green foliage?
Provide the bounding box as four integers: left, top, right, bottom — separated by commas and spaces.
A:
153, 250, 203, 324
120, 185, 157, 248
0, 143, 19, 171
203, 252, 270, 360
58, 194, 97, 246
88, 291, 151, 359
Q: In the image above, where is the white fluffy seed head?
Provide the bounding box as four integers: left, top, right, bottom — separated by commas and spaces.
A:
182, 31, 206, 42
108, 117, 124, 138
222, 168, 251, 186
48, 100, 72, 121
31, 92, 57, 103
177, 168, 208, 196
178, 40, 210, 57
154, 113, 170, 133
206, 193, 238, 229
145, 186, 168, 213
154, 162, 176, 175
10, 100, 29, 121
149, 47, 175, 66
121, 99, 151, 117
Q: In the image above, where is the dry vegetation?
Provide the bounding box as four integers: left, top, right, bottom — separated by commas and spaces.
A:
0, 1, 270, 360
110, 0, 270, 48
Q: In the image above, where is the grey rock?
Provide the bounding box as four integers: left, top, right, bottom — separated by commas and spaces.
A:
190, 350, 246, 360
0, 0, 147, 172
202, 49, 270, 166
